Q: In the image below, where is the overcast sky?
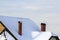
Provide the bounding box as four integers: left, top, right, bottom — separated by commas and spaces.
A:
0, 0, 60, 36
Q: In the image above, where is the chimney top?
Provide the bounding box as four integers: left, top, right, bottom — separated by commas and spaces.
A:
41, 23, 46, 25
18, 21, 21, 23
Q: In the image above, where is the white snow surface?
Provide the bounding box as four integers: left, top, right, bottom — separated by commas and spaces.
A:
0, 32, 6, 40
0, 16, 57, 40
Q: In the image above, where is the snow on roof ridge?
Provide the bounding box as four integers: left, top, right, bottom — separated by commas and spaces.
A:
0, 15, 28, 19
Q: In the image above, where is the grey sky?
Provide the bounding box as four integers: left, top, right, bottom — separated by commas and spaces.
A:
0, 0, 60, 36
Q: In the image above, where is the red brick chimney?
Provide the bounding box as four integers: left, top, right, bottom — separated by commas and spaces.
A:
41, 23, 46, 32
18, 21, 22, 35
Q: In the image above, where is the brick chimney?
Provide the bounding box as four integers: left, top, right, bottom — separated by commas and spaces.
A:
41, 23, 46, 32
18, 21, 22, 35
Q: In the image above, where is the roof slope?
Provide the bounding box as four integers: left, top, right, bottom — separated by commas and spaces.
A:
0, 16, 39, 40
0, 16, 58, 40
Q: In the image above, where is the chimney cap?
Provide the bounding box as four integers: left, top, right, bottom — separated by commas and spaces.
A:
18, 21, 22, 23
41, 23, 46, 25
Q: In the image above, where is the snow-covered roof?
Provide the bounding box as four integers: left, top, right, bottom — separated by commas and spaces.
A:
32, 32, 58, 40
0, 16, 58, 40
